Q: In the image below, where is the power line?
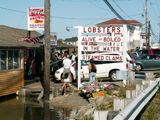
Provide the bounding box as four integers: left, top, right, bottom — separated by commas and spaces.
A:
0, 7, 26, 13
148, 0, 158, 17
0, 6, 141, 21
103, 0, 130, 25
112, 0, 135, 20
155, 0, 160, 14
89, 0, 110, 11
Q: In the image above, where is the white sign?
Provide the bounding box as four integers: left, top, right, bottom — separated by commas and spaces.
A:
81, 36, 122, 43
81, 54, 123, 61
82, 27, 123, 33
28, 8, 44, 31
81, 46, 122, 52
43, 33, 57, 46
50, 33, 57, 46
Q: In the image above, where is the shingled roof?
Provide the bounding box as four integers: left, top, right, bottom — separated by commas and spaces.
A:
0, 25, 76, 49
96, 18, 143, 26
64, 38, 78, 42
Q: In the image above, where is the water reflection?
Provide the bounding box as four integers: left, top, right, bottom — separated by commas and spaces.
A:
0, 95, 72, 120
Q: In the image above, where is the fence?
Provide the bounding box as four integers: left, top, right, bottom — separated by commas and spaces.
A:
113, 78, 160, 120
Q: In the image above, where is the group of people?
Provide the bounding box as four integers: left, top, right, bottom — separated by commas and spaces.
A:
59, 57, 97, 95
50, 52, 77, 95
26, 51, 97, 95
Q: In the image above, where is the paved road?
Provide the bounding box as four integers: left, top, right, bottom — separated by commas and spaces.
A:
25, 68, 160, 88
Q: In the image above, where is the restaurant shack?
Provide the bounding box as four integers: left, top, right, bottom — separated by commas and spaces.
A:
0, 25, 76, 97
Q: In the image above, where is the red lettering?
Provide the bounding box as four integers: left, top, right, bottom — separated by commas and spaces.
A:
88, 27, 91, 33
83, 27, 87, 33
98, 27, 101, 33
116, 47, 120, 51
102, 27, 106, 33
82, 37, 85, 42
112, 27, 115, 33
117, 27, 121, 33
83, 46, 88, 51
93, 27, 96, 33
101, 56, 104, 60
107, 27, 110, 33
103, 47, 107, 51
105, 56, 108, 60
112, 56, 116, 61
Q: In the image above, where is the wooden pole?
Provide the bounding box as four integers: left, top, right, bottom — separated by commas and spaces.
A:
145, 0, 148, 49
44, 0, 51, 100
148, 21, 150, 49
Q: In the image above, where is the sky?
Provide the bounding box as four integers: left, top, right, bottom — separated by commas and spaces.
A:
0, 0, 160, 42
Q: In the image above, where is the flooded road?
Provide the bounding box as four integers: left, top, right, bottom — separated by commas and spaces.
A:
0, 94, 73, 120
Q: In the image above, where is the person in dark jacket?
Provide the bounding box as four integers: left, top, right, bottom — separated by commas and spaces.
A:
26, 54, 34, 80
50, 53, 58, 82
88, 59, 97, 81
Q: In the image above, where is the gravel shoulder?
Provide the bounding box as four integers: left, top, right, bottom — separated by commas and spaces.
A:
48, 92, 89, 109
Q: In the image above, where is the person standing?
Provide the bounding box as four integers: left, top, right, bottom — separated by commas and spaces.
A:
50, 53, 58, 82
63, 54, 71, 77
88, 59, 97, 81
73, 57, 78, 82
71, 52, 76, 63
35, 53, 41, 77
26, 54, 34, 80
58, 54, 63, 68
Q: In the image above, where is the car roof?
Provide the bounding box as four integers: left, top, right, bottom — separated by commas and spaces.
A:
138, 49, 160, 51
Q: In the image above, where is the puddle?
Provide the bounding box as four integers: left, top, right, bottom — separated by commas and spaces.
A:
0, 94, 74, 120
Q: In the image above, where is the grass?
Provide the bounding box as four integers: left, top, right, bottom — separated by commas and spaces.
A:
138, 85, 160, 120
74, 90, 81, 93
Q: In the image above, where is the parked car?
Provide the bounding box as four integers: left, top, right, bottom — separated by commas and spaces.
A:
134, 54, 160, 71
54, 52, 135, 81
137, 49, 160, 56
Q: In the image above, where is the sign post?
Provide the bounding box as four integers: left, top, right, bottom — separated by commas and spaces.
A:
74, 26, 83, 89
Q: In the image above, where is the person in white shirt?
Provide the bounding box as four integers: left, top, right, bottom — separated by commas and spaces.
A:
63, 54, 71, 77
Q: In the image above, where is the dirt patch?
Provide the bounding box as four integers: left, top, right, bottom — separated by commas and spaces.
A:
49, 92, 89, 109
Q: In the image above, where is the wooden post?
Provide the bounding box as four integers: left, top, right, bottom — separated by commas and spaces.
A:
145, 0, 148, 49
148, 21, 150, 49
44, 0, 51, 100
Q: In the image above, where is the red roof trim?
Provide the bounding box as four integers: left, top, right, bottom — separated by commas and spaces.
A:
96, 18, 143, 26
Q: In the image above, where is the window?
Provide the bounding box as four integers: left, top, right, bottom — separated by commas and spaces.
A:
152, 50, 160, 54
81, 60, 90, 66
20, 50, 22, 68
141, 55, 152, 59
0, 49, 22, 71
0, 50, 7, 71
142, 50, 150, 54
8, 50, 19, 70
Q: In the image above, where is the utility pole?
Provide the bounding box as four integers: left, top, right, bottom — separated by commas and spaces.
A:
148, 21, 150, 49
44, 0, 51, 100
158, 18, 160, 48
145, 0, 148, 49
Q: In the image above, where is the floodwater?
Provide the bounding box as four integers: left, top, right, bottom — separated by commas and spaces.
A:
0, 94, 73, 120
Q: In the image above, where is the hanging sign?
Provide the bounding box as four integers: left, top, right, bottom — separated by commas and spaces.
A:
28, 8, 44, 31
